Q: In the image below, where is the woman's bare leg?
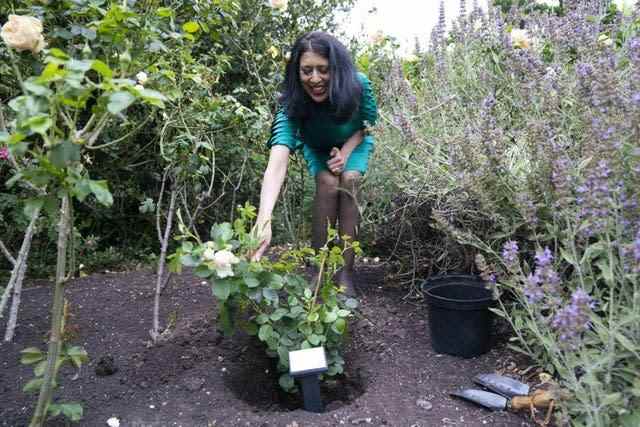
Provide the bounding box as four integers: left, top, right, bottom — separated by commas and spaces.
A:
336, 171, 361, 296
312, 170, 340, 252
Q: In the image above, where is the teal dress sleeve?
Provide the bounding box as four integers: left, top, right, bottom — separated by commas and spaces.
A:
357, 73, 378, 128
266, 108, 302, 152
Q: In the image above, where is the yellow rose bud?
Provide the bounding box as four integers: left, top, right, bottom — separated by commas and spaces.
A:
267, 45, 279, 59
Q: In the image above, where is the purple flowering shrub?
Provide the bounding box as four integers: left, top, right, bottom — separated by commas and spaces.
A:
370, 1, 640, 424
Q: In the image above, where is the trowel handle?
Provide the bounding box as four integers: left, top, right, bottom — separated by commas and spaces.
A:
511, 390, 554, 410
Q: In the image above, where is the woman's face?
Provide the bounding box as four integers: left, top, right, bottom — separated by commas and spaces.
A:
299, 51, 330, 103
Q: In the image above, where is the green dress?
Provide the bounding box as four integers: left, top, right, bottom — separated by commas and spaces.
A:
267, 72, 378, 176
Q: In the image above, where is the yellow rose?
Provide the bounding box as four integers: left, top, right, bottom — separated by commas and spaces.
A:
267, 45, 279, 59
269, 0, 288, 11
510, 29, 530, 49
1, 15, 46, 54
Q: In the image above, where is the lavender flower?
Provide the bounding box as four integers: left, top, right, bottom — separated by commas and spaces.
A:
577, 160, 614, 237
634, 229, 640, 273
524, 273, 544, 304
523, 247, 561, 305
502, 240, 520, 269
552, 288, 594, 345
0, 146, 8, 160
535, 247, 553, 267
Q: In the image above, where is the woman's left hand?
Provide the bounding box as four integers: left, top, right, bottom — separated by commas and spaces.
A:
327, 147, 346, 175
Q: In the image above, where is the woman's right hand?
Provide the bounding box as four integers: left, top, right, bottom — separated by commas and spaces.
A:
251, 220, 272, 261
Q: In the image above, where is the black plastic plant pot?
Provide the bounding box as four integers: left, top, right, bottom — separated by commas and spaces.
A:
422, 278, 494, 358
422, 273, 486, 288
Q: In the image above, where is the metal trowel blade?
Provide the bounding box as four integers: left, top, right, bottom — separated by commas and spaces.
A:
473, 373, 529, 398
450, 389, 508, 411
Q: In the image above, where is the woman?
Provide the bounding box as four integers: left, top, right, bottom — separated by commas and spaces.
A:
252, 31, 378, 296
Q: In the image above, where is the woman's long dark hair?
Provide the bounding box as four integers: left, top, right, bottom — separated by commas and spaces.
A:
280, 31, 361, 122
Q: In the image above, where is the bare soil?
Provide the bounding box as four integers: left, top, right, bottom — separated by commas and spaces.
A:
0, 264, 533, 427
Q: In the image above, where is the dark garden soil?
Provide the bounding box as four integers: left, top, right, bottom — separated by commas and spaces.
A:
1, 264, 535, 427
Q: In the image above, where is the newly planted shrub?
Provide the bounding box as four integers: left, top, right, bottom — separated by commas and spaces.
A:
171, 203, 361, 391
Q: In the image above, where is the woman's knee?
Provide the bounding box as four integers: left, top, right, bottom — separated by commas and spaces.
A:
340, 171, 361, 193
316, 170, 340, 194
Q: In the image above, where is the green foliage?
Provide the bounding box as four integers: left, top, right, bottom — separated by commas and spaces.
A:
172, 203, 361, 391
20, 344, 88, 422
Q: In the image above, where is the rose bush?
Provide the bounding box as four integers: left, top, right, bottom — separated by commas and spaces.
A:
171, 203, 361, 391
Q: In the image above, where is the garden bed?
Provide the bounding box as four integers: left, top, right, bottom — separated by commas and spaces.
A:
1, 265, 532, 426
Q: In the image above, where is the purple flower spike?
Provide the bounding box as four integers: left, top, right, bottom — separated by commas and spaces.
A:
552, 288, 594, 346
502, 240, 519, 267
535, 247, 553, 267
523, 273, 544, 304
633, 229, 640, 273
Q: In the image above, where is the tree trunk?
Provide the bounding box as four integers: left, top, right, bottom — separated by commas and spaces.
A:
29, 195, 70, 427
2, 207, 40, 342
150, 188, 177, 343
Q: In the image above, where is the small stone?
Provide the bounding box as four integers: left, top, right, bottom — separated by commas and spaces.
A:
106, 417, 120, 427
183, 377, 205, 392
351, 417, 372, 425
95, 355, 118, 377
416, 399, 433, 411
149, 404, 155, 409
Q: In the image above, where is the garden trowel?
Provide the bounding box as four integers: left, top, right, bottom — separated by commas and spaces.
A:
473, 373, 529, 397
451, 373, 556, 412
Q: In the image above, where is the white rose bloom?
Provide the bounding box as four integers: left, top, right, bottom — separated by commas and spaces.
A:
212, 250, 240, 278
136, 71, 148, 84
269, 0, 288, 11
106, 418, 120, 427
1, 15, 46, 54
202, 248, 216, 262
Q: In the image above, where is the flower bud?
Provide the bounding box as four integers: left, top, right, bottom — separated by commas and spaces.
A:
136, 71, 148, 84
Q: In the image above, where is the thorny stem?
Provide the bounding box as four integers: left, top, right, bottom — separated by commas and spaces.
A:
30, 195, 71, 427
